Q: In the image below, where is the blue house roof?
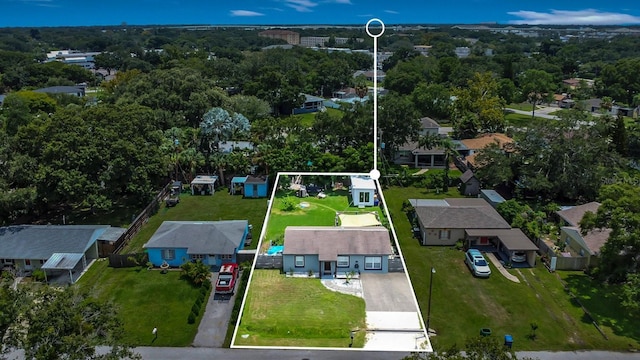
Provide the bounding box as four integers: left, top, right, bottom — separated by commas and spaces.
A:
0, 225, 108, 259
143, 220, 248, 254
231, 176, 247, 184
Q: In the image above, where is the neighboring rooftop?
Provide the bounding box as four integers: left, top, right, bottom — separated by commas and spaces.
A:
0, 225, 109, 259
460, 133, 514, 150
143, 220, 248, 254
556, 202, 601, 227
414, 198, 510, 229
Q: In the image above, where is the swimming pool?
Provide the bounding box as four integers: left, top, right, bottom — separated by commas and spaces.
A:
267, 245, 284, 255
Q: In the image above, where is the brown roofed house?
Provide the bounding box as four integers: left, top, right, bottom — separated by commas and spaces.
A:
282, 226, 393, 276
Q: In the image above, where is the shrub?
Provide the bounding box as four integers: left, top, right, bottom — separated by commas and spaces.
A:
195, 297, 203, 307
279, 196, 298, 212
32, 269, 46, 282
191, 303, 201, 315
187, 311, 196, 324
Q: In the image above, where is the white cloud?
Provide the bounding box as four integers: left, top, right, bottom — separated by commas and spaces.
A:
508, 9, 640, 25
331, 0, 352, 4
385, 10, 399, 14
230, 10, 265, 17
285, 0, 318, 12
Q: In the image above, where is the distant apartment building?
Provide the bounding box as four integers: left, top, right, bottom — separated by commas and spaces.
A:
454, 47, 471, 58
300, 36, 363, 47
258, 29, 300, 45
45, 50, 100, 69
413, 45, 432, 56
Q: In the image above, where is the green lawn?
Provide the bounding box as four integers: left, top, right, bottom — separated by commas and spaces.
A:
382, 186, 640, 351
265, 188, 386, 246
505, 112, 547, 127
507, 103, 538, 111
265, 189, 352, 243
123, 191, 268, 252
76, 191, 269, 347
77, 262, 205, 347
292, 108, 343, 127
234, 269, 366, 347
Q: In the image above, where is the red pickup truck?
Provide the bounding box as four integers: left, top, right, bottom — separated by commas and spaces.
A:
215, 263, 239, 295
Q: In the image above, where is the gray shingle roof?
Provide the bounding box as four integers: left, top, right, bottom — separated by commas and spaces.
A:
460, 169, 476, 183
556, 202, 601, 227
143, 221, 247, 254
415, 198, 510, 229
283, 226, 392, 261
0, 225, 109, 259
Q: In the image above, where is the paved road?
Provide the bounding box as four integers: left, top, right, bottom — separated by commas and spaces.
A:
9, 345, 640, 359
506, 108, 559, 120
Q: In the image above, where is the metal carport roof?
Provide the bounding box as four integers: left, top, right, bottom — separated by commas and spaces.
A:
41, 252, 85, 270
465, 229, 539, 251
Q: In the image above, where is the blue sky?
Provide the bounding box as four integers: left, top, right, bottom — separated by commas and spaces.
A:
2, 0, 640, 27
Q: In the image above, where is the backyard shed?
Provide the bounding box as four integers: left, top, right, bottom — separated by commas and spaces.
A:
190, 175, 218, 195
459, 170, 481, 196
350, 175, 376, 207
243, 175, 269, 198
230, 176, 247, 195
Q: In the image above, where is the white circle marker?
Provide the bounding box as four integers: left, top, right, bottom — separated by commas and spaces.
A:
365, 18, 385, 38
366, 18, 385, 179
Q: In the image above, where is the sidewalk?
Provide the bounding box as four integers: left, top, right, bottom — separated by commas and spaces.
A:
485, 252, 520, 283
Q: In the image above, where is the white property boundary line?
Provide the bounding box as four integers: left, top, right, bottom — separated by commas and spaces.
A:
230, 172, 432, 352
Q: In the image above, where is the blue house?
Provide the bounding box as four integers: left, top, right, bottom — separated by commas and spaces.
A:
282, 226, 393, 277
143, 220, 249, 268
243, 175, 269, 198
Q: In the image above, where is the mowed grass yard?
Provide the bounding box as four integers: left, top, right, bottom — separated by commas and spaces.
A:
77, 190, 269, 346
234, 269, 366, 348
78, 263, 204, 346
265, 188, 384, 245
382, 186, 640, 351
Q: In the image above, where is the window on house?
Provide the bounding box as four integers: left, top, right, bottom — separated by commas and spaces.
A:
364, 256, 382, 270
25, 259, 31, 266
579, 249, 585, 257
162, 249, 175, 260
1, 259, 14, 264
359, 191, 370, 203
40, 259, 46, 265
220, 254, 233, 260
439, 230, 450, 240
337, 255, 349, 268
190, 254, 205, 260
295, 256, 305, 268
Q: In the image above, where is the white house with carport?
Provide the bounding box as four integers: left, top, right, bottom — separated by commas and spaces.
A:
350, 175, 377, 207
0, 224, 107, 283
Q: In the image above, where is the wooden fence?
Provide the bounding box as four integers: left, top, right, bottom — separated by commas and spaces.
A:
112, 182, 173, 254
108, 253, 148, 268
254, 254, 283, 269
534, 238, 590, 271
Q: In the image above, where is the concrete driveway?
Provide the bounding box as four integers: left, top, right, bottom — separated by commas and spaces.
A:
360, 272, 417, 312
192, 271, 241, 347
360, 273, 431, 351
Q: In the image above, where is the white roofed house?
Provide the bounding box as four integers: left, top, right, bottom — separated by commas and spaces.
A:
350, 175, 377, 207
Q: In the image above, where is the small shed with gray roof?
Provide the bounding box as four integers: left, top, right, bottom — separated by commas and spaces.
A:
143, 220, 249, 268
0, 224, 107, 283
283, 226, 393, 277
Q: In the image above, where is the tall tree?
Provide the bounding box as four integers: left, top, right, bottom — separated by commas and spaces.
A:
518, 69, 555, 119
451, 72, 506, 138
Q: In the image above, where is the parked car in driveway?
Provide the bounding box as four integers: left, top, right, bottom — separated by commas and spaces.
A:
465, 249, 491, 277
511, 251, 527, 263
215, 263, 239, 295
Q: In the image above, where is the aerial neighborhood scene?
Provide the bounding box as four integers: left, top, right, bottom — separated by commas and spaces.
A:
2, 0, 640, 359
